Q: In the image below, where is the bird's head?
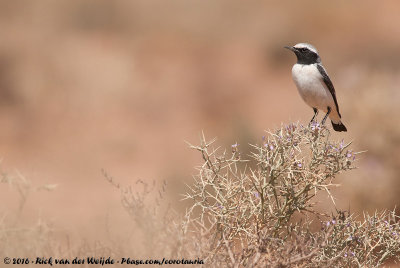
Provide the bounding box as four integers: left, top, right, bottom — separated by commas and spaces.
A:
285, 43, 321, 64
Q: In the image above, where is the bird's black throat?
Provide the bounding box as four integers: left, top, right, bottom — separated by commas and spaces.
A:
295, 50, 320, 65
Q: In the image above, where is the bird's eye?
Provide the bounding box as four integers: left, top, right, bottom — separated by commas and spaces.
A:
300, 48, 307, 52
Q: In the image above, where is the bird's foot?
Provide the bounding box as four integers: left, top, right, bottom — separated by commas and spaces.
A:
309, 120, 321, 131
309, 118, 318, 126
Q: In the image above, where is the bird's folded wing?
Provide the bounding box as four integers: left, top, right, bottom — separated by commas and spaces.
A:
317, 64, 341, 117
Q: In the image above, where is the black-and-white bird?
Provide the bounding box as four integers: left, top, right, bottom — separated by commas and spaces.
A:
285, 43, 347, 132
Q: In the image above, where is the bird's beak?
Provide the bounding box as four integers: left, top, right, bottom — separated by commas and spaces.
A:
284, 46, 295, 52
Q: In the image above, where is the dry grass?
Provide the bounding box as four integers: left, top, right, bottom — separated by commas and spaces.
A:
1, 123, 400, 267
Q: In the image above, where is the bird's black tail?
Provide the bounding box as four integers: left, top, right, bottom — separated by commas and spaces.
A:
331, 120, 347, 132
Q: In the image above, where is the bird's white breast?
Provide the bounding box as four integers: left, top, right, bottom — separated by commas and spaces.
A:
291, 63, 333, 112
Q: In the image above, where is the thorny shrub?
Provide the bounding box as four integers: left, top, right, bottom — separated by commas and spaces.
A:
180, 122, 400, 267
2, 122, 399, 267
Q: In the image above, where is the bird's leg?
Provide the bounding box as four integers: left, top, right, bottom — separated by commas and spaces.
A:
321, 107, 331, 125
309, 108, 318, 124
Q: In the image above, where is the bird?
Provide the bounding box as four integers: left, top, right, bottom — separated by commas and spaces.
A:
284, 43, 347, 132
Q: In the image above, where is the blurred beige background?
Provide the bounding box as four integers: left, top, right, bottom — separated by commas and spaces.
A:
0, 0, 399, 241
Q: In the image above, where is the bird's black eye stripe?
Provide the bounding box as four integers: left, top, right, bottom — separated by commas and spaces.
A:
295, 47, 308, 53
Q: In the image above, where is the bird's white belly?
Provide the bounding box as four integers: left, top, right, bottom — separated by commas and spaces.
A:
291, 64, 333, 112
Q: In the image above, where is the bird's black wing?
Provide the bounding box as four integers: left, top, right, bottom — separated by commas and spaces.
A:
317, 64, 341, 118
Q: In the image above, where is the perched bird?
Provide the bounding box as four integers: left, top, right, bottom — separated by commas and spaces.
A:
285, 43, 347, 132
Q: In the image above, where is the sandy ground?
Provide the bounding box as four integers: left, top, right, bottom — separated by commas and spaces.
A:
0, 0, 399, 244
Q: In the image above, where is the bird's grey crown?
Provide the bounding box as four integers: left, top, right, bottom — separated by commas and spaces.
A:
293, 43, 318, 54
